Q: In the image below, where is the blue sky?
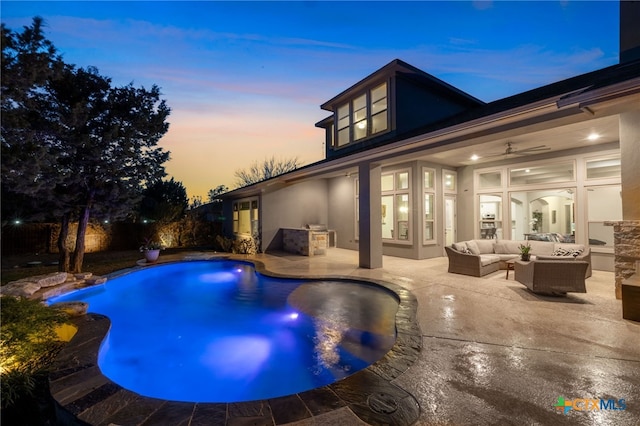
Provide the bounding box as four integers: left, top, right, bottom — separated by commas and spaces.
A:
2, 1, 620, 200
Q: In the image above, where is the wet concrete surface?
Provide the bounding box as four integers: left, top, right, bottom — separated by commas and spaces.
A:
50, 249, 640, 425
255, 250, 640, 425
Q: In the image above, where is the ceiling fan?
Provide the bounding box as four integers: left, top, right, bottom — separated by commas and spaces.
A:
485, 141, 551, 158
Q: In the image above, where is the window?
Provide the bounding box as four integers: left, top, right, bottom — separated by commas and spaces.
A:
334, 82, 388, 147
510, 162, 574, 186
233, 198, 259, 236
337, 104, 350, 147
586, 156, 621, 180
478, 171, 501, 189
587, 185, 621, 248
479, 194, 502, 240
510, 190, 574, 241
443, 170, 457, 193
370, 83, 388, 134
352, 94, 367, 141
423, 168, 435, 243
381, 169, 411, 241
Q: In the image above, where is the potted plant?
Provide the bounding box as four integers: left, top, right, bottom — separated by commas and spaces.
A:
519, 243, 532, 261
139, 238, 163, 263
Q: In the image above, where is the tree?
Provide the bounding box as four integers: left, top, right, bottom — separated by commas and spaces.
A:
1, 17, 65, 225
1, 18, 171, 273
139, 178, 188, 223
189, 195, 203, 210
207, 184, 228, 203
234, 156, 300, 187
63, 74, 171, 273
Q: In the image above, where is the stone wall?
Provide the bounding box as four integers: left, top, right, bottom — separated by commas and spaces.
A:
606, 220, 640, 299
282, 228, 328, 256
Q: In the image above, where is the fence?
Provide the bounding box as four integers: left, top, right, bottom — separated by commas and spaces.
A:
1, 216, 223, 256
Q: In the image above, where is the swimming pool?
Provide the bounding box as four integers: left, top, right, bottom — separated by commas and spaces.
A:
48, 260, 399, 403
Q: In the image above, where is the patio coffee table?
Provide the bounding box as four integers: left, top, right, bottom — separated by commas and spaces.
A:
505, 259, 519, 279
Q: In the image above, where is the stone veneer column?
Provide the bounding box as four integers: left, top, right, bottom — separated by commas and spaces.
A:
610, 110, 640, 301
606, 221, 640, 299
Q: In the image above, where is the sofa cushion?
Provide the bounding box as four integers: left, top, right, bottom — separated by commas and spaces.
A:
465, 240, 480, 255
474, 239, 497, 254
479, 254, 500, 266
527, 240, 554, 255
497, 253, 520, 261
494, 240, 522, 254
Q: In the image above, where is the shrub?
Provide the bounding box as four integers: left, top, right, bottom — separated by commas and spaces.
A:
0, 297, 68, 409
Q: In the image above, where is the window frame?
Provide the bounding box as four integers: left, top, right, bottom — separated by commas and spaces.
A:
381, 168, 412, 243
333, 81, 388, 148
422, 167, 436, 244
232, 197, 259, 237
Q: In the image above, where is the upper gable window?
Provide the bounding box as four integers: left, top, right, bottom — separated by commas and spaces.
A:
334, 82, 388, 148
370, 83, 388, 134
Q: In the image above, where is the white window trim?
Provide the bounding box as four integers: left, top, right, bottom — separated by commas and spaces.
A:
333, 81, 389, 148
473, 149, 621, 244
232, 197, 259, 237
422, 167, 436, 245
443, 169, 457, 194
382, 168, 412, 244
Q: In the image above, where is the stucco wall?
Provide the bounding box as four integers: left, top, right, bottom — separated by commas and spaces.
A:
262, 180, 329, 252
456, 165, 475, 242
328, 176, 358, 250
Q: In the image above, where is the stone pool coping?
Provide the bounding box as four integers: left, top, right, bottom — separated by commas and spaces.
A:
49, 256, 422, 425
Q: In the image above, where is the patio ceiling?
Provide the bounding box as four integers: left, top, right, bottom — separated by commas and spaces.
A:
412, 114, 620, 168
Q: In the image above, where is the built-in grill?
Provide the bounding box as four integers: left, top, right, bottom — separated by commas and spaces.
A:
282, 224, 334, 256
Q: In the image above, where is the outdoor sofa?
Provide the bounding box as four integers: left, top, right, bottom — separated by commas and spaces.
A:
445, 239, 592, 278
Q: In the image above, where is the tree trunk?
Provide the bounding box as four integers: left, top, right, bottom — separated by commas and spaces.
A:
57, 212, 71, 272
71, 196, 93, 273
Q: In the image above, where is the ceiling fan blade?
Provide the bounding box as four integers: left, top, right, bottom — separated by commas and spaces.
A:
518, 145, 550, 153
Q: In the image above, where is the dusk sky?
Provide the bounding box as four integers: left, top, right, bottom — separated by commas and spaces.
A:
2, 1, 620, 201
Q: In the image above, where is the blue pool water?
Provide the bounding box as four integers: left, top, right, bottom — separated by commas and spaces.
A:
48, 260, 398, 403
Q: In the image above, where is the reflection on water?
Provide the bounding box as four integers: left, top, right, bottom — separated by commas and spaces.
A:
48, 261, 399, 402
288, 281, 399, 373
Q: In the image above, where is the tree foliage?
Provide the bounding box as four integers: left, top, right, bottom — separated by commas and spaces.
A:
234, 156, 300, 187
0, 297, 68, 409
139, 178, 188, 223
1, 17, 65, 223
1, 17, 171, 272
207, 184, 228, 203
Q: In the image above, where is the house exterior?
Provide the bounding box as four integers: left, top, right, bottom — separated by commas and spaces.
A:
221, 2, 640, 297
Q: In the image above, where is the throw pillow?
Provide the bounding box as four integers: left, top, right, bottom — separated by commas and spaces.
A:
552, 248, 583, 256
465, 240, 480, 255
552, 247, 571, 256
452, 242, 467, 252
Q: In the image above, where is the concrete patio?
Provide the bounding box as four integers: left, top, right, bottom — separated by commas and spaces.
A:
253, 248, 640, 425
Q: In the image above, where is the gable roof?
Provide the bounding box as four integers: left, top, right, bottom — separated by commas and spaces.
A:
319, 58, 484, 112
373, 58, 640, 146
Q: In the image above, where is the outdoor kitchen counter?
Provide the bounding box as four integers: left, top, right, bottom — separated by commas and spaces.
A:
282, 227, 329, 256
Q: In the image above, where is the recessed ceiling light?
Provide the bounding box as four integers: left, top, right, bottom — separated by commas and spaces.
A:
525, 169, 530, 173
470, 154, 479, 161
587, 132, 600, 141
